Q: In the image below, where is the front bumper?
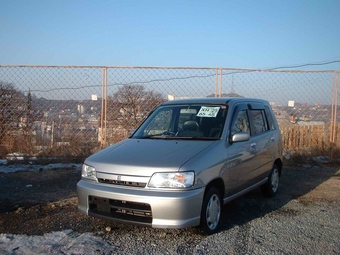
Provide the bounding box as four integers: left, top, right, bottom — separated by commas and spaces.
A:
77, 180, 205, 229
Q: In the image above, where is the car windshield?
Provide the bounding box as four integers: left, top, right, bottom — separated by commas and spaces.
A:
132, 104, 228, 140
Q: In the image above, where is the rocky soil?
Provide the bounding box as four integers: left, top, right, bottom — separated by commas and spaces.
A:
0, 165, 339, 254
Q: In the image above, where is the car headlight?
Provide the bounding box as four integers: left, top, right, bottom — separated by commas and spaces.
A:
81, 164, 97, 182
148, 171, 194, 188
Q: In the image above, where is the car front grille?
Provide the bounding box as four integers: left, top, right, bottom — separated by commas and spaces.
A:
88, 196, 152, 225
98, 178, 147, 188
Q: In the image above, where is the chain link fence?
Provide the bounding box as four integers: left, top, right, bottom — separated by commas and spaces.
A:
0, 65, 339, 162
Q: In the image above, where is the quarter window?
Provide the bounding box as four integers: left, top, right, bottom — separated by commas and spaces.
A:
265, 106, 275, 130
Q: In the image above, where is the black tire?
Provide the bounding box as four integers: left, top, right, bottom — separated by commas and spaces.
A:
261, 164, 280, 197
200, 187, 222, 235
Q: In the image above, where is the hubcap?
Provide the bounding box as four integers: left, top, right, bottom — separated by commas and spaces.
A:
271, 168, 279, 192
206, 194, 221, 230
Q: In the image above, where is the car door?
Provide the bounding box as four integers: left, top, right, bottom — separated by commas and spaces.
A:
226, 103, 259, 195
247, 103, 275, 183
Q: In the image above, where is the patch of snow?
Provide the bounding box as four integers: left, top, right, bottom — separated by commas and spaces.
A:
6, 152, 28, 161
312, 156, 329, 164
0, 230, 115, 255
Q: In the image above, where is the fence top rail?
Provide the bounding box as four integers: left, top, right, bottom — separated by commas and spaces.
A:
0, 64, 339, 73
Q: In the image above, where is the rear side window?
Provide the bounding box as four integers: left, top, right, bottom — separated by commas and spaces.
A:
250, 110, 268, 135
177, 109, 198, 131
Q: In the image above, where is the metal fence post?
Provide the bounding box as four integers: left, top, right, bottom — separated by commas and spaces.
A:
100, 67, 108, 148
219, 68, 222, 97
215, 69, 218, 97
330, 71, 339, 162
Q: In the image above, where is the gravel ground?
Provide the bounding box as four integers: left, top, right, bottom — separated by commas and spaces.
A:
0, 165, 339, 254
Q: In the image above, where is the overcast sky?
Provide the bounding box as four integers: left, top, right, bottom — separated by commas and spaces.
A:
1, 0, 340, 70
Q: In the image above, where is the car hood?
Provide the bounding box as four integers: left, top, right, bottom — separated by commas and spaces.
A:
85, 138, 215, 176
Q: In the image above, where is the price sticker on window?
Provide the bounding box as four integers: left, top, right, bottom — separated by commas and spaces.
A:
197, 107, 220, 117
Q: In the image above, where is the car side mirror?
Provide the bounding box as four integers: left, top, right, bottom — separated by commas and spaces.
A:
230, 132, 250, 143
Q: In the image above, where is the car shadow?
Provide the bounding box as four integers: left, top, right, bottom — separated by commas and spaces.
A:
218, 165, 338, 233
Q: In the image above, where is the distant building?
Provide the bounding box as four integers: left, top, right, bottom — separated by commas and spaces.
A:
77, 105, 85, 114
288, 100, 295, 107
167, 95, 203, 100
91, 94, 98, 101
314, 102, 321, 108
207, 93, 244, 98
290, 114, 297, 124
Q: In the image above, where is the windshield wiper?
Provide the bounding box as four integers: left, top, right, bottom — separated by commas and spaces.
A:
137, 135, 218, 140
176, 136, 219, 140
138, 135, 175, 139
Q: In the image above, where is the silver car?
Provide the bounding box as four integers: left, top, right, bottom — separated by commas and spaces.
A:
77, 98, 282, 234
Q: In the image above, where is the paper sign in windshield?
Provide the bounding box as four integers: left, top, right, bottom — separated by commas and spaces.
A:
197, 107, 220, 117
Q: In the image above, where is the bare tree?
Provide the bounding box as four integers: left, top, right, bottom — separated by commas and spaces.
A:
107, 85, 165, 132
0, 81, 26, 156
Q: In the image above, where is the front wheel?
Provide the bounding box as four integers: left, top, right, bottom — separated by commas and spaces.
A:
200, 187, 222, 235
261, 164, 280, 197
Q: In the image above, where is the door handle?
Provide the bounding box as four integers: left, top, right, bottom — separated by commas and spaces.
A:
250, 142, 258, 154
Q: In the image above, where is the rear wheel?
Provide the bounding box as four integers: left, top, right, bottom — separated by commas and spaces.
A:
200, 187, 222, 235
261, 164, 280, 197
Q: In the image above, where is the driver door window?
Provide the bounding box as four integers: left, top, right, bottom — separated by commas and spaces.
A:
231, 110, 250, 136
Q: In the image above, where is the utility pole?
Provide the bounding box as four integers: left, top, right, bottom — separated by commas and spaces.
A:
51, 119, 54, 148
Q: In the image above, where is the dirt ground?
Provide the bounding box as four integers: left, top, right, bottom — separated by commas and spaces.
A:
0, 165, 339, 236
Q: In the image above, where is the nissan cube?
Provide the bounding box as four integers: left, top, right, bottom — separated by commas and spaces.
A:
77, 98, 283, 234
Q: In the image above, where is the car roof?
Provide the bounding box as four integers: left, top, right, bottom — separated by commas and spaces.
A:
161, 97, 269, 106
